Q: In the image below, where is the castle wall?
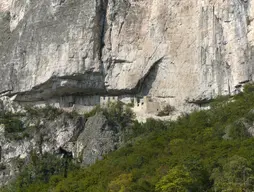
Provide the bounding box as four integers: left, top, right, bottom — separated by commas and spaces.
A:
133, 96, 167, 114
146, 102, 162, 114
118, 95, 134, 104
18, 95, 101, 114
100, 96, 119, 107
17, 94, 168, 116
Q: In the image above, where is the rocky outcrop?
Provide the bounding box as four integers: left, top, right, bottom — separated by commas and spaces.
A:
0, 0, 253, 111
74, 112, 121, 165
0, 100, 122, 185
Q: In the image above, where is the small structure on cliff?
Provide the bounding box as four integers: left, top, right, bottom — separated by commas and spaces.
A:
62, 95, 166, 115
18, 94, 169, 116
99, 96, 119, 107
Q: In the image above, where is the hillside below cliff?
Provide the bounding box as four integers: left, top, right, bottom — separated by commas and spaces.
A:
0, 0, 253, 112
2, 82, 254, 191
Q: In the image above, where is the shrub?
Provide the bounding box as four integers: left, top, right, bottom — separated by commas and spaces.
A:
228, 120, 251, 140
84, 105, 102, 119
155, 166, 194, 192
243, 83, 254, 94
25, 105, 64, 120
0, 114, 23, 134
102, 101, 135, 128
157, 105, 175, 116
108, 173, 133, 192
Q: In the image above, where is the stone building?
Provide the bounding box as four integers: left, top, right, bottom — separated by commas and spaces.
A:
133, 96, 163, 114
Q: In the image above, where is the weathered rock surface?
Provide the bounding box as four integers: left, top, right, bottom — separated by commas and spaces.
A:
0, 102, 121, 185
0, 0, 254, 110
75, 112, 121, 165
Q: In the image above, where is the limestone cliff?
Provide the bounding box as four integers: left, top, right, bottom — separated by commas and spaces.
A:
0, 0, 254, 111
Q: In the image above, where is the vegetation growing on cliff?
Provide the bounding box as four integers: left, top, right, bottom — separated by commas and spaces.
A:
2, 85, 254, 191
0, 105, 80, 141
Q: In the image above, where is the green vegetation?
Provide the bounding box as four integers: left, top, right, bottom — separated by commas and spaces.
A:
155, 166, 194, 192
0, 105, 80, 141
84, 101, 135, 128
0, 114, 23, 134
0, 112, 25, 140
157, 104, 175, 116
24, 105, 78, 120
3, 84, 254, 191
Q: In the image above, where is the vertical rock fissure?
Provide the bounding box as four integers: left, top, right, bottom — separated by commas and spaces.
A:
98, 0, 108, 63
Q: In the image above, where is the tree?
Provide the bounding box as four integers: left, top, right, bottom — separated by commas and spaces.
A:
108, 173, 133, 192
155, 166, 193, 192
211, 155, 254, 192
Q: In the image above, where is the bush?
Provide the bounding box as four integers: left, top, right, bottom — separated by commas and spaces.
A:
102, 101, 135, 128
0, 112, 24, 134
243, 83, 254, 94
157, 105, 175, 116
15, 152, 79, 190
25, 105, 64, 120
84, 105, 102, 119
228, 120, 251, 140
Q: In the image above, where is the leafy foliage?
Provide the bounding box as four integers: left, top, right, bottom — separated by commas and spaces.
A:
24, 105, 65, 120
4, 84, 254, 191
8, 152, 79, 192
84, 101, 135, 128
102, 101, 135, 128
157, 105, 175, 116
0, 112, 23, 134
211, 155, 254, 192
108, 173, 133, 192
155, 166, 194, 192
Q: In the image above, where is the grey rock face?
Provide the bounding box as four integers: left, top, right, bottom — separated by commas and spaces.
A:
0, 112, 79, 185
75, 112, 120, 165
0, 0, 106, 101
0, 104, 121, 185
0, 0, 254, 110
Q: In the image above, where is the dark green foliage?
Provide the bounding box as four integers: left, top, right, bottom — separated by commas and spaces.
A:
1, 105, 80, 141
228, 120, 251, 140
11, 152, 79, 192
157, 104, 175, 116
211, 155, 254, 191
243, 83, 254, 94
84, 105, 101, 119
126, 98, 134, 108
84, 101, 135, 129
4, 84, 254, 191
24, 105, 64, 120
0, 113, 23, 134
102, 101, 135, 128
24, 105, 79, 121
0, 112, 25, 140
